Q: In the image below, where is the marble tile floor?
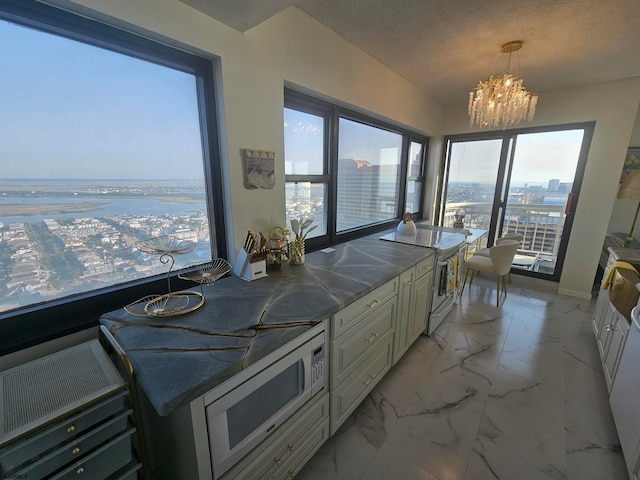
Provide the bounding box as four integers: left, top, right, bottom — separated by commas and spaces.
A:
297, 274, 629, 480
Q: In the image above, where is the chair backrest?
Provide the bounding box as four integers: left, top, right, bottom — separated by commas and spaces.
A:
490, 239, 520, 275
496, 233, 523, 246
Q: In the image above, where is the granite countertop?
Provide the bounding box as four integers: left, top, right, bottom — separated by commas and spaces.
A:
99, 232, 437, 416
608, 246, 640, 266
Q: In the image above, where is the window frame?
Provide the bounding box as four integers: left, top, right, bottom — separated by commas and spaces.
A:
284, 88, 428, 250
0, 0, 226, 355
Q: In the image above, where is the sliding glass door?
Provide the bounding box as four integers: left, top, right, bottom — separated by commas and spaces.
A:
439, 123, 593, 281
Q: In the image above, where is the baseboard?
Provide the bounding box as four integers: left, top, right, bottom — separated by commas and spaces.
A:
557, 287, 593, 300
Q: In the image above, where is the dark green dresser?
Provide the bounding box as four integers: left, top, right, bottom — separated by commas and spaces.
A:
0, 340, 140, 479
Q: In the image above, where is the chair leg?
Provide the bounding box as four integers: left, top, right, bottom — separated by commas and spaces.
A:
461, 268, 471, 294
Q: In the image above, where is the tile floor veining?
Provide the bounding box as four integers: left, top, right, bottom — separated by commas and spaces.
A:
297, 275, 628, 480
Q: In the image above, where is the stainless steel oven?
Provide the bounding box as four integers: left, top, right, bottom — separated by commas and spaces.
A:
204, 324, 326, 479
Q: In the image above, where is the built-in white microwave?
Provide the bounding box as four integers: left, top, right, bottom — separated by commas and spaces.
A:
205, 326, 326, 479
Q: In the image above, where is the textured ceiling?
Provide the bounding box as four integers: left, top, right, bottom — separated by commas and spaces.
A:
179, 0, 640, 107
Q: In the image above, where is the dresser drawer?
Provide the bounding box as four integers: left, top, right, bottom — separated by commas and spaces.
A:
109, 461, 142, 480
49, 427, 135, 480
331, 277, 398, 339
330, 335, 393, 434
330, 297, 396, 388
0, 390, 128, 472
15, 410, 131, 479
415, 255, 435, 279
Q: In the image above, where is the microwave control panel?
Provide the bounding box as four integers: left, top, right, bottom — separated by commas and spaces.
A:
311, 344, 325, 392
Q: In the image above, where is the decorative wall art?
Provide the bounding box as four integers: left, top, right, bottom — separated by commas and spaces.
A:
242, 149, 275, 189
620, 147, 640, 183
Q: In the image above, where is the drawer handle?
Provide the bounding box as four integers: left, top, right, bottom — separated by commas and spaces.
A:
287, 443, 295, 452
288, 469, 296, 477
365, 332, 378, 343
275, 456, 283, 465
605, 324, 613, 332
72, 447, 81, 455
363, 373, 377, 385
76, 466, 85, 475
67, 425, 76, 434
403, 280, 413, 286
366, 299, 381, 308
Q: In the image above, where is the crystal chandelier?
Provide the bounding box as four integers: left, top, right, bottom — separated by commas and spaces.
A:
468, 41, 538, 129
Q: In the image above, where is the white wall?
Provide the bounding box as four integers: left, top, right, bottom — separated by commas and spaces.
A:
444, 79, 640, 298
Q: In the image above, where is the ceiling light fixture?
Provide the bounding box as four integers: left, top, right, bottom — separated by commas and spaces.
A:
468, 41, 538, 129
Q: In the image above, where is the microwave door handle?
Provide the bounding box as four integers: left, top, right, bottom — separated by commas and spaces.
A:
302, 355, 311, 395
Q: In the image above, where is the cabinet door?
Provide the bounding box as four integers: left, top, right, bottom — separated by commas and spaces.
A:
393, 268, 414, 365
597, 304, 616, 358
592, 287, 609, 338
408, 270, 432, 344
603, 312, 629, 391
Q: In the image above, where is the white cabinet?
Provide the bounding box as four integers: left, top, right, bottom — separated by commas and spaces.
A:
222, 392, 330, 480
592, 287, 631, 392
394, 255, 434, 365
329, 277, 398, 434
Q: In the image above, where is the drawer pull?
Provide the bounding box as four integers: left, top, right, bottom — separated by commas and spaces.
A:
76, 466, 85, 475
72, 447, 81, 455
365, 332, 379, 343
403, 280, 413, 286
605, 324, 613, 332
275, 456, 283, 465
287, 443, 295, 451
288, 469, 296, 477
67, 425, 76, 434
363, 373, 378, 385
366, 299, 381, 308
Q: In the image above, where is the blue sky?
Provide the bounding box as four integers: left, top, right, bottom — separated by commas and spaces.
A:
0, 20, 205, 180
449, 129, 585, 185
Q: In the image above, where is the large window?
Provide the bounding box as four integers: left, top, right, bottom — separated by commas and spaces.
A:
0, 1, 225, 354
284, 90, 428, 247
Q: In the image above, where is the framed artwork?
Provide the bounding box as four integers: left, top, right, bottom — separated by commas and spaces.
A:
242, 149, 275, 189
620, 147, 640, 183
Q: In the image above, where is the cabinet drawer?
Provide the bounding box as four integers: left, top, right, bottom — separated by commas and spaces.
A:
49, 428, 135, 480
415, 255, 435, 279
15, 410, 131, 479
331, 277, 398, 339
0, 390, 128, 472
330, 335, 393, 434
331, 297, 396, 388
224, 392, 329, 480
277, 417, 330, 480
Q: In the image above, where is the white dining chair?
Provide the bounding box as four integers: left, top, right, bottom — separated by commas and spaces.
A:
461, 239, 520, 307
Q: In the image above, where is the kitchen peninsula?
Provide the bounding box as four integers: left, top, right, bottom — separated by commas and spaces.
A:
99, 232, 440, 479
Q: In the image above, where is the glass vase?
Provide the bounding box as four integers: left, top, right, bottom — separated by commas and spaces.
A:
290, 238, 305, 266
